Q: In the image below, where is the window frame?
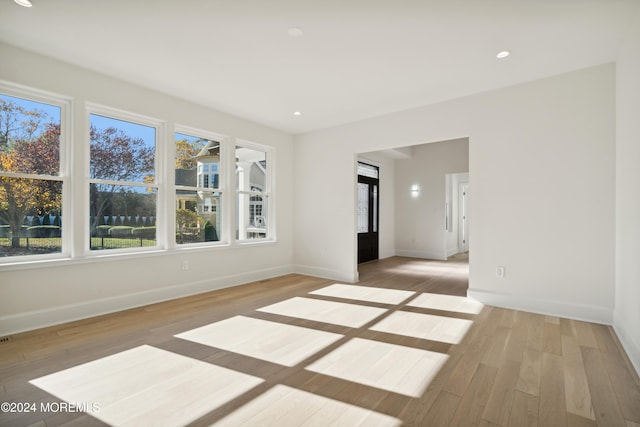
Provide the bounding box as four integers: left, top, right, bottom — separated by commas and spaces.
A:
234, 139, 274, 243
85, 103, 165, 256
0, 81, 72, 264
173, 125, 229, 249
0, 81, 278, 270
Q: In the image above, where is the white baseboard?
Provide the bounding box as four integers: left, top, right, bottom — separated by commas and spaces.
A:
293, 264, 358, 283
467, 289, 614, 325
395, 249, 447, 261
0, 265, 294, 336
612, 321, 640, 378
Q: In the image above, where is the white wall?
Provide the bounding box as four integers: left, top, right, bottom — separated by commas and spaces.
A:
294, 63, 615, 324
394, 139, 469, 260
358, 152, 396, 261
0, 43, 295, 335
0, 40, 628, 375
614, 9, 640, 374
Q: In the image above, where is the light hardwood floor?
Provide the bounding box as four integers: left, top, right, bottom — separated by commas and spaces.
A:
1, 255, 639, 426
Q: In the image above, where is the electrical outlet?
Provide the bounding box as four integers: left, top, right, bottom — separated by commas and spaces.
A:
496, 266, 505, 278
181, 260, 189, 271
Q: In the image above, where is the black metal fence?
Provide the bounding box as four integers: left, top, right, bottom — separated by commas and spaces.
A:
0, 215, 157, 255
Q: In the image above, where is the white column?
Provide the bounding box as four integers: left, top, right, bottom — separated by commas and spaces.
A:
237, 161, 252, 240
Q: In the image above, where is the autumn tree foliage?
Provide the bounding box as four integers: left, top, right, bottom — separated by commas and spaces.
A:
175, 138, 204, 170
1, 96, 158, 250
89, 125, 155, 232
0, 98, 48, 151
90, 126, 154, 183
0, 97, 60, 249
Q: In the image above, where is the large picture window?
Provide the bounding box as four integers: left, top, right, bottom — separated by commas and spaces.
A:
1, 81, 276, 265
236, 143, 271, 241
0, 92, 67, 259
88, 111, 159, 252
174, 130, 223, 245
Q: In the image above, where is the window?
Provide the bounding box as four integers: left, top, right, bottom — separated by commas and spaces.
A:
88, 111, 159, 252
175, 130, 222, 245
0, 90, 68, 260
357, 162, 379, 179
1, 81, 277, 264
236, 144, 270, 240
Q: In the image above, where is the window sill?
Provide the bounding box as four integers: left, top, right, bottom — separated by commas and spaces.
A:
0, 239, 278, 272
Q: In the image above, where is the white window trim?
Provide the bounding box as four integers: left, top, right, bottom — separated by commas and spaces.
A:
85, 103, 165, 256
0, 81, 72, 264
173, 124, 228, 249
0, 82, 277, 269
235, 138, 275, 243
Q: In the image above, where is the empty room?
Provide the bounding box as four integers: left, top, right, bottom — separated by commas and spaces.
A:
1, 1, 639, 426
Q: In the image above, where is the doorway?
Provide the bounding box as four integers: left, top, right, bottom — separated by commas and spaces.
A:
357, 162, 379, 263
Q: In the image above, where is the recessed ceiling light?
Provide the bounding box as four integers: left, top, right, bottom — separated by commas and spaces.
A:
496, 50, 511, 59
293, 111, 302, 116
14, 0, 33, 7
288, 27, 304, 38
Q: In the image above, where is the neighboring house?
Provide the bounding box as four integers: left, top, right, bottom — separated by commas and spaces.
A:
175, 141, 266, 238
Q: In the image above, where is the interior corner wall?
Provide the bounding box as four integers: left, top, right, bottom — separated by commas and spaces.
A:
294, 63, 615, 324
394, 139, 469, 260
614, 9, 640, 375
0, 43, 295, 335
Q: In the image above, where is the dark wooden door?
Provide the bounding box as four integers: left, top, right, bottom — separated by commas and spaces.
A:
357, 173, 379, 264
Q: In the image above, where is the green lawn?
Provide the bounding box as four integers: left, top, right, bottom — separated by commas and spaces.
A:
0, 237, 62, 256
0, 237, 157, 256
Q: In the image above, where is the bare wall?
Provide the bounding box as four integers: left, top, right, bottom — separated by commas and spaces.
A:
294, 63, 615, 325
0, 43, 295, 335
614, 9, 640, 374
394, 139, 469, 260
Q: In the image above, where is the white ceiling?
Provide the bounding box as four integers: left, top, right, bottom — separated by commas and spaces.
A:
1, 0, 637, 135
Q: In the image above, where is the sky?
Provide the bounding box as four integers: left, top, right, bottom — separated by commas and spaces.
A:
0, 94, 60, 135
90, 114, 155, 150
1, 93, 156, 150
2, 94, 219, 158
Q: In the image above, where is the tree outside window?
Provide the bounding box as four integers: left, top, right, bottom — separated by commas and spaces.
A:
89, 113, 157, 251
0, 94, 63, 257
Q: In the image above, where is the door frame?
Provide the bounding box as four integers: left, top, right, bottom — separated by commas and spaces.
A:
357, 162, 380, 264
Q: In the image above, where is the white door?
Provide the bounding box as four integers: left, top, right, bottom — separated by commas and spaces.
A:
459, 183, 469, 252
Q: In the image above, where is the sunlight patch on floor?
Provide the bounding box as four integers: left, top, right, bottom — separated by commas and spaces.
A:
407, 292, 484, 314
212, 384, 401, 426
383, 263, 468, 276
310, 284, 415, 305
306, 338, 449, 398
30, 345, 263, 427
370, 311, 473, 344
175, 316, 343, 366
257, 297, 387, 328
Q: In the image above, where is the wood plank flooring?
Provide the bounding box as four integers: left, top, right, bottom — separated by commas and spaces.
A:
1, 254, 639, 426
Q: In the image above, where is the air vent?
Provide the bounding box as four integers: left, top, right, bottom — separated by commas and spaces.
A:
0, 336, 12, 344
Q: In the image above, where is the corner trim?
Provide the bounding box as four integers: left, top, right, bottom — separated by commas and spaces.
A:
612, 321, 640, 378
467, 288, 614, 324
